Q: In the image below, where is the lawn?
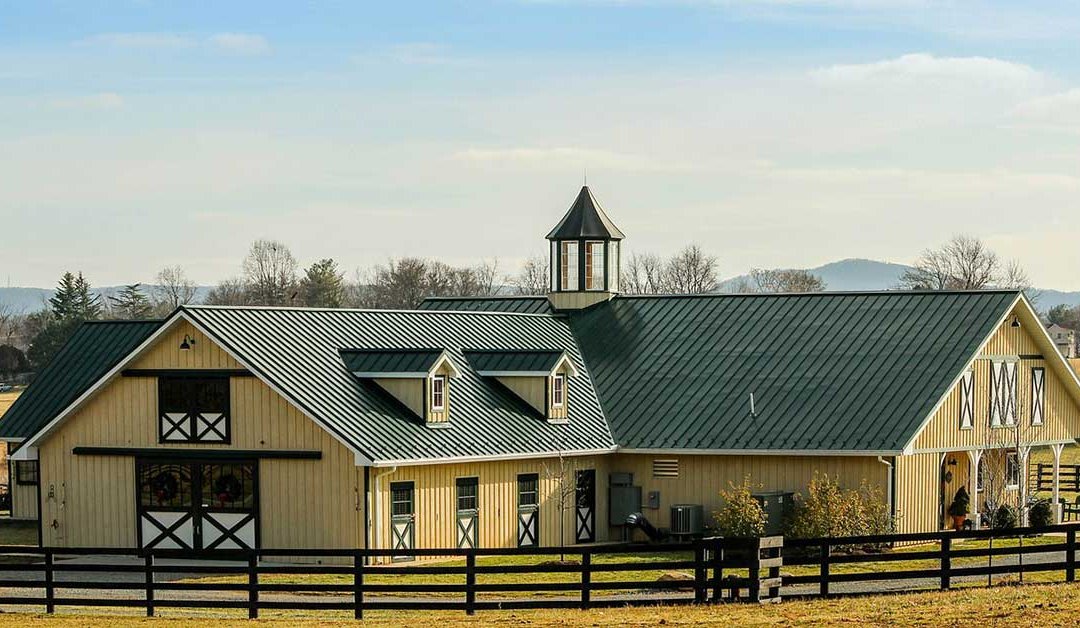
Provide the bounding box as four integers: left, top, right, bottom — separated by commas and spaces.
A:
0, 519, 39, 546
0, 582, 1078, 625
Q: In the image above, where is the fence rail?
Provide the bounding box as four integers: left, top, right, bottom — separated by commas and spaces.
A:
1032, 463, 1080, 493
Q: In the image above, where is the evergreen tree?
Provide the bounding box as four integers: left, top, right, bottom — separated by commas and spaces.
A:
299, 259, 345, 308
108, 283, 152, 319
48, 272, 81, 321
0, 344, 28, 378
73, 272, 102, 320
30, 271, 103, 370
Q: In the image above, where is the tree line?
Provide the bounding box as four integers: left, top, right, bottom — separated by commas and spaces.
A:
0, 232, 1039, 378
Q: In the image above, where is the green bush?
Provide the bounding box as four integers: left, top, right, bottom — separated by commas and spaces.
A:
947, 487, 970, 518
993, 504, 1019, 529
784, 475, 895, 548
713, 478, 767, 538
1029, 500, 1053, 528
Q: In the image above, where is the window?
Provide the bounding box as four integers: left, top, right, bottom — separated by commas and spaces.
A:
989, 361, 1017, 427
549, 240, 558, 291
652, 459, 679, 478
15, 460, 39, 485
1006, 452, 1020, 489
959, 369, 974, 429
456, 477, 478, 512
608, 240, 620, 292
552, 374, 566, 408
517, 474, 539, 508
158, 377, 230, 443
584, 241, 605, 290
976, 457, 985, 493
430, 375, 446, 412
1031, 367, 1046, 426
560, 241, 579, 291
390, 482, 414, 517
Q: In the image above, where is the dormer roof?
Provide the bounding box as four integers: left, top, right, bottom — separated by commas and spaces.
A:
464, 349, 579, 377
545, 186, 625, 241
341, 348, 461, 379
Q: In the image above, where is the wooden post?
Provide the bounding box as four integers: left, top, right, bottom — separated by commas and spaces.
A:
747, 540, 762, 603
1053, 445, 1065, 523
145, 553, 155, 617
819, 542, 831, 598
1067, 528, 1076, 583
694, 541, 706, 604
711, 540, 723, 603
44, 549, 55, 614
465, 550, 476, 616
247, 553, 258, 619
353, 550, 364, 620
580, 550, 591, 610
940, 535, 951, 590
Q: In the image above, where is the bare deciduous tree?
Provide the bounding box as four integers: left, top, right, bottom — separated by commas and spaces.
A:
740, 268, 828, 293
358, 257, 499, 309
899, 235, 1030, 294
663, 245, 719, 294
203, 278, 251, 306
622, 252, 666, 295
512, 255, 549, 295
154, 266, 198, 310
242, 240, 299, 306
542, 453, 579, 559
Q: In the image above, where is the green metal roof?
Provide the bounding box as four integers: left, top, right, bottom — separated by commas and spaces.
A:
418, 296, 554, 315
568, 290, 1019, 452
546, 186, 625, 241
341, 349, 444, 375
0, 320, 161, 439
464, 350, 565, 374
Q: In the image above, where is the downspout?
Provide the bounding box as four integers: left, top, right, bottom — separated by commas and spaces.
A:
370, 466, 398, 565
877, 456, 895, 525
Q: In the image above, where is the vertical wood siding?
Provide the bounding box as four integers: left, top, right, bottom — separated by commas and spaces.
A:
498, 377, 547, 415
36, 322, 362, 550
895, 453, 940, 534
911, 307, 1080, 452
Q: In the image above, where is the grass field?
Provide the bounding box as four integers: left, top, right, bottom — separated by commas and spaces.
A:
0, 582, 1077, 626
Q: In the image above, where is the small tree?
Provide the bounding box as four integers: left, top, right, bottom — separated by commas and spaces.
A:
541, 453, 578, 561
108, 284, 153, 319
299, 258, 346, 308
948, 486, 971, 519
713, 478, 767, 538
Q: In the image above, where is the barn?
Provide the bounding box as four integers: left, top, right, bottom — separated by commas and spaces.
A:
3, 186, 1080, 557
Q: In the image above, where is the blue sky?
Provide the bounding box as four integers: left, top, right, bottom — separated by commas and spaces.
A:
3, 1, 1080, 289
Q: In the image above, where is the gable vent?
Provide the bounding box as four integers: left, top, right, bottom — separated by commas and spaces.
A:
652, 459, 679, 478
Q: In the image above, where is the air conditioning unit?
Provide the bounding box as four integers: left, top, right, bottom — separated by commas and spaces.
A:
670, 504, 704, 538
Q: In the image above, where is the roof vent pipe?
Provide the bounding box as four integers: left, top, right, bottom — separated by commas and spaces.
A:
749, 392, 757, 418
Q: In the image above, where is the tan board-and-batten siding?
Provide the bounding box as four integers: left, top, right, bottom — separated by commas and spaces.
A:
35, 321, 363, 550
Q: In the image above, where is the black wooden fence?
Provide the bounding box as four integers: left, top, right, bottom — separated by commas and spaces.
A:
1031, 463, 1080, 493
0, 537, 778, 618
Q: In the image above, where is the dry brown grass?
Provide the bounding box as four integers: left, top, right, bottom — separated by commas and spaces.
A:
0, 582, 1077, 626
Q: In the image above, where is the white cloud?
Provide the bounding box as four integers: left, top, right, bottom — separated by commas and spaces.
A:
48, 92, 125, 110
82, 32, 196, 49
811, 53, 1043, 86
208, 33, 271, 56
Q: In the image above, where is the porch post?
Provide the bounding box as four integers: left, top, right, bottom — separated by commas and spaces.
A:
1019, 446, 1032, 526
967, 450, 983, 530
1053, 443, 1066, 524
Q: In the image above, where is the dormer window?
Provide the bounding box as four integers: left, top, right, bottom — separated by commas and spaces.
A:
560, 241, 579, 291
431, 375, 446, 412
585, 241, 604, 290
552, 373, 566, 408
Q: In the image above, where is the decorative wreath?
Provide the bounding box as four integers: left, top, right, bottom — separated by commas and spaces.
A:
214, 473, 244, 504
152, 471, 179, 504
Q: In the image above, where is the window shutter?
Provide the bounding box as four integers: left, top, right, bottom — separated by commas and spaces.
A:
959, 370, 974, 429
1031, 367, 1045, 425
1004, 362, 1018, 425
652, 459, 679, 478
990, 361, 1004, 427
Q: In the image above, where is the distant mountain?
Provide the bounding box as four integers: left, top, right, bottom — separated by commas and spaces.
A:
0, 285, 212, 313
720, 258, 912, 292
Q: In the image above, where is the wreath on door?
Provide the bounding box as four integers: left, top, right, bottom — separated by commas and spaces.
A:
151, 471, 179, 504
214, 473, 244, 505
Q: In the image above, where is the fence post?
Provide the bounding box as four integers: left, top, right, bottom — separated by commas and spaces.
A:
580, 550, 591, 610
940, 534, 951, 590
819, 542, 831, 598
1068, 528, 1076, 583
247, 552, 258, 619
694, 541, 706, 604
44, 548, 54, 614
747, 539, 762, 603
711, 539, 723, 603
144, 552, 154, 617
353, 549, 364, 620
465, 550, 476, 616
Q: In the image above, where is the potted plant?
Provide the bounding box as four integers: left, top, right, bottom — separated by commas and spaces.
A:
948, 486, 970, 531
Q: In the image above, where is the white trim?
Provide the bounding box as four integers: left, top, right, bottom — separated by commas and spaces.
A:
584, 240, 605, 292
551, 354, 580, 377
901, 293, 1022, 454
429, 352, 462, 379
0, 437, 24, 443
10, 445, 36, 461
909, 438, 1076, 455
370, 447, 616, 467
430, 375, 446, 412
552, 373, 566, 408
352, 372, 428, 379
18, 310, 374, 466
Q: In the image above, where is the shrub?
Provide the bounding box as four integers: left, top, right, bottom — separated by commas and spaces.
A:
948, 487, 970, 518
993, 504, 1018, 530
784, 475, 895, 551
1029, 500, 1053, 528
713, 478, 767, 538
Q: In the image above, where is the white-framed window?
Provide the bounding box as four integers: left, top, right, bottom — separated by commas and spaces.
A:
431, 375, 446, 412
959, 369, 974, 429
976, 456, 985, 493
1031, 366, 1045, 426
1005, 451, 1020, 489
549, 240, 558, 292
552, 373, 566, 408
560, 241, 579, 291
585, 241, 605, 291
989, 360, 1017, 427
607, 240, 620, 292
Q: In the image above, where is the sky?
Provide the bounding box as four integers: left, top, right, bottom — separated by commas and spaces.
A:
2, 1, 1080, 289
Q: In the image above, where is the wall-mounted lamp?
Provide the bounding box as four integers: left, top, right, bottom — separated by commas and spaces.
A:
179, 334, 197, 350
1011, 315, 1021, 328
948, 458, 957, 466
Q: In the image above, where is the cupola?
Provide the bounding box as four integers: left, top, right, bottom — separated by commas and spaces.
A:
546, 186, 625, 310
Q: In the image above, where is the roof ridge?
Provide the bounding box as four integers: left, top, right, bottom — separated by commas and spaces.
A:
615, 289, 1022, 299
183, 304, 563, 319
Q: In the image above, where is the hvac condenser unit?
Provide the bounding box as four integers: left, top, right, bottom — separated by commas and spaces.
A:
669, 504, 704, 538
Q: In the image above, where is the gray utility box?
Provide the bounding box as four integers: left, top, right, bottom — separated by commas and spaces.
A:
753, 491, 795, 536
609, 472, 642, 525
670, 504, 705, 538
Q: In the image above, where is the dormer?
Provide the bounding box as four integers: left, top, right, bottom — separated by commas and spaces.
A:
546, 185, 625, 311
464, 350, 579, 423
341, 348, 461, 428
